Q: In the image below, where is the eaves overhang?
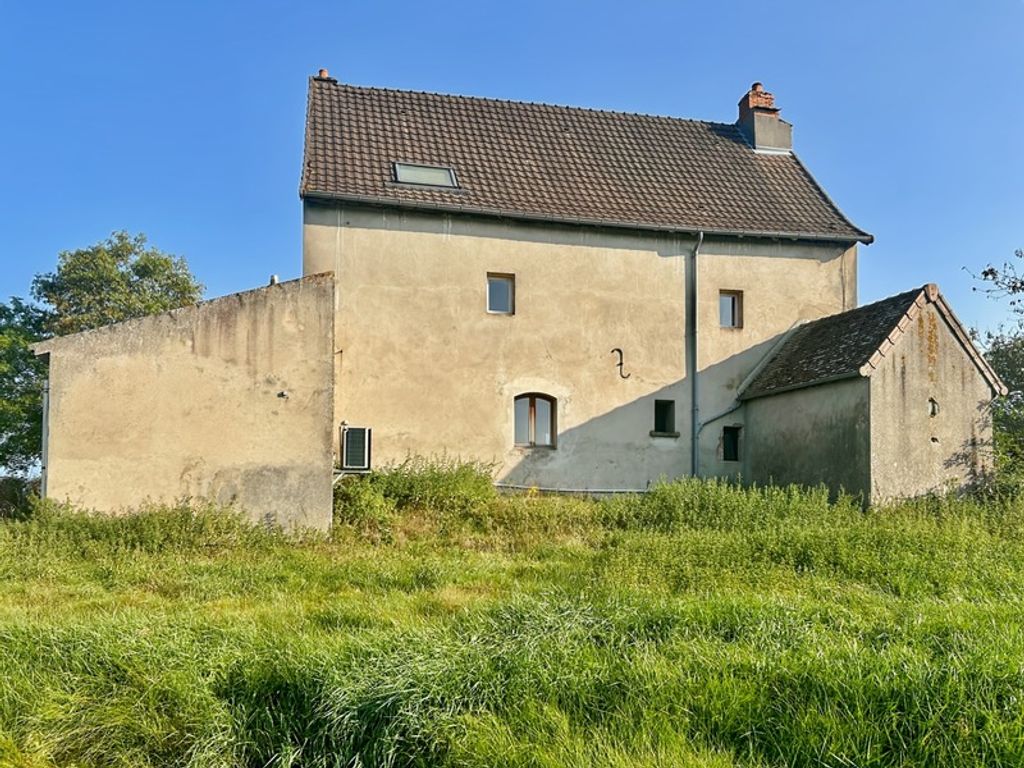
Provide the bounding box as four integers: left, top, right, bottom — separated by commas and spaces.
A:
739, 371, 863, 401
300, 190, 875, 246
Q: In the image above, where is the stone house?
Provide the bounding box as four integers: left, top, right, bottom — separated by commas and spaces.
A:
32, 75, 1005, 528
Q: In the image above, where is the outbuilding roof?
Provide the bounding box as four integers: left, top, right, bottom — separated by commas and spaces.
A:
301, 76, 872, 243
740, 284, 1007, 400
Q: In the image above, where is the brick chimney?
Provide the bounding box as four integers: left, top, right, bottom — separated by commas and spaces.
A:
737, 82, 792, 152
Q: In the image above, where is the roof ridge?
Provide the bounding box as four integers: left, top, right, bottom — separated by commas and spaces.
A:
819, 286, 928, 321
314, 77, 740, 130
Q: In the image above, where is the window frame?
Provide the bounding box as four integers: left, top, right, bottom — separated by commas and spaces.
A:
514, 393, 557, 448
719, 290, 744, 329
722, 425, 742, 462
392, 161, 459, 188
487, 273, 516, 315
651, 399, 679, 438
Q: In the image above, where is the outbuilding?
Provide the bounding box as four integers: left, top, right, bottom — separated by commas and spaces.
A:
741, 284, 1006, 501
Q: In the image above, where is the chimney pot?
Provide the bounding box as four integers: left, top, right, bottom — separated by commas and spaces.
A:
318, 68, 329, 78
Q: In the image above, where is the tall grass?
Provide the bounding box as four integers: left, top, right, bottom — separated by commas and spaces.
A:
2, 471, 1024, 766
364, 456, 497, 514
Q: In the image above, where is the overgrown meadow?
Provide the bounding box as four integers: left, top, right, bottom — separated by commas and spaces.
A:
2, 459, 1024, 767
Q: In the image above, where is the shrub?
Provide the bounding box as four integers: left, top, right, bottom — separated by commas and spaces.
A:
445, 492, 601, 550
333, 477, 397, 542
0, 476, 32, 520
368, 456, 496, 515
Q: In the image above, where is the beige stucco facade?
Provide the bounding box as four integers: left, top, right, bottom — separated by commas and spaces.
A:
744, 378, 872, 498
29, 74, 1003, 519
304, 201, 858, 490
35, 274, 336, 529
869, 300, 995, 499
693, 239, 857, 479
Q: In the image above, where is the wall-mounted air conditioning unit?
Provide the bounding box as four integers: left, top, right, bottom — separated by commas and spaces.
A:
340, 426, 372, 472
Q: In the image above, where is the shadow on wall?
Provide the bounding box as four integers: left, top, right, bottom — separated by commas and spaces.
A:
943, 397, 995, 488
497, 336, 787, 491
499, 346, 995, 499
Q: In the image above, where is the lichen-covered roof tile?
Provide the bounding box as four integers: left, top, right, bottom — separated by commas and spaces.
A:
741, 288, 928, 399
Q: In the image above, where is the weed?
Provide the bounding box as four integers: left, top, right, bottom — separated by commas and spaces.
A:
3, 476, 1024, 766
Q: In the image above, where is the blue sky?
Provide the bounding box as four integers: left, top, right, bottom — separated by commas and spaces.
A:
1, 1, 1021, 331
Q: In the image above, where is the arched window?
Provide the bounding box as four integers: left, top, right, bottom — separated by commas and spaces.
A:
514, 393, 557, 447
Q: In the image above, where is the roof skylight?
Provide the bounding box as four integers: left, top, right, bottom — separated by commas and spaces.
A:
393, 162, 458, 188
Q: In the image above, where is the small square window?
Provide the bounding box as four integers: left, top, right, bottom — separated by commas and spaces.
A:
722, 426, 741, 462
393, 162, 458, 188
653, 400, 676, 435
719, 290, 743, 328
487, 274, 515, 314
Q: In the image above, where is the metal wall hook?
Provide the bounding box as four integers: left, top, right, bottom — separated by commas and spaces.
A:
610, 348, 631, 379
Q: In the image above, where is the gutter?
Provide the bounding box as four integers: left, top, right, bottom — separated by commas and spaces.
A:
740, 371, 863, 401
301, 192, 874, 245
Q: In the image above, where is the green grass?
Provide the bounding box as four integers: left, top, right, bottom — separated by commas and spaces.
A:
2, 467, 1024, 766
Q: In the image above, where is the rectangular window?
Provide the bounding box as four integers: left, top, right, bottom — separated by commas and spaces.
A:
487, 273, 515, 314
719, 290, 743, 328
653, 400, 676, 435
722, 426, 741, 462
534, 397, 553, 446
514, 396, 531, 444
393, 162, 458, 187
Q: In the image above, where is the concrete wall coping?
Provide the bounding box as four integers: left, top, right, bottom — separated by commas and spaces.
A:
31, 272, 335, 356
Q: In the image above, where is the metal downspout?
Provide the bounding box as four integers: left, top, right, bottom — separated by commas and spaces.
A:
689, 231, 704, 477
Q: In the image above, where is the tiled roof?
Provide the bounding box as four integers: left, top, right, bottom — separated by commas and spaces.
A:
741, 285, 1006, 400
301, 77, 872, 243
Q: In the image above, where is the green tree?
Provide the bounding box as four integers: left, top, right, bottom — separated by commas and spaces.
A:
975, 249, 1024, 315
979, 328, 1024, 484
0, 232, 203, 475
974, 248, 1024, 486
32, 231, 204, 337
0, 299, 48, 476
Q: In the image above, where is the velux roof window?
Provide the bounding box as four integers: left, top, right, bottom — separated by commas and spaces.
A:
393, 162, 458, 188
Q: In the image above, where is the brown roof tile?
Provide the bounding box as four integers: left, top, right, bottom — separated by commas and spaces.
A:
300, 77, 872, 243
